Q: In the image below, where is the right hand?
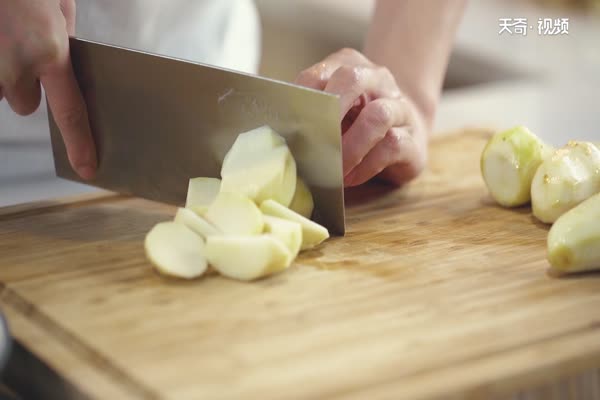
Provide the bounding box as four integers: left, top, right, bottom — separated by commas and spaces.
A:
0, 0, 97, 180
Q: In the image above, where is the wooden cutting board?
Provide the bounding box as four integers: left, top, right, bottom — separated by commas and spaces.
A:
0, 129, 599, 400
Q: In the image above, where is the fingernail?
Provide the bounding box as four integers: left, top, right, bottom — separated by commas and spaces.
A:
77, 165, 96, 180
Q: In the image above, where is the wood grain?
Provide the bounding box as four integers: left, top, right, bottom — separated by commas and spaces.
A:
0, 293, 141, 399
1, 129, 599, 400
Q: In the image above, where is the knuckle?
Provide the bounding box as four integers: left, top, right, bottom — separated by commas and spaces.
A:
365, 100, 394, 129
376, 65, 394, 81
27, 33, 66, 66
336, 47, 365, 61
336, 65, 364, 88
386, 130, 427, 180
296, 68, 323, 86
41, 31, 67, 63
384, 129, 405, 151
28, 15, 68, 65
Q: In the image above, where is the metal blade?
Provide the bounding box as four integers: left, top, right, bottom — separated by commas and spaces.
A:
47, 37, 345, 234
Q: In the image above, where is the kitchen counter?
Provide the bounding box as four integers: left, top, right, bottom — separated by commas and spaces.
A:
1, 129, 599, 399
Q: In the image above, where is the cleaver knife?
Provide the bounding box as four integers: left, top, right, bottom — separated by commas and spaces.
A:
47, 38, 345, 235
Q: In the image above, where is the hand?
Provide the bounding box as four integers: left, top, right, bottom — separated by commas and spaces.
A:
0, 0, 97, 180
295, 48, 428, 187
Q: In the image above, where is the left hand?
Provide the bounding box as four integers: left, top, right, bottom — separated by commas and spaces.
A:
295, 48, 428, 187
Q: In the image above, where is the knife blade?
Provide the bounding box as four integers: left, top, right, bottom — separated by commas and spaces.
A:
47, 37, 345, 234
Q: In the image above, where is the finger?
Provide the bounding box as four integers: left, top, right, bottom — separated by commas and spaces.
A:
60, 0, 77, 36
378, 146, 427, 186
294, 48, 371, 90
344, 127, 423, 187
41, 57, 97, 180
295, 62, 329, 91
324, 65, 400, 119
3, 72, 42, 116
342, 97, 410, 176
